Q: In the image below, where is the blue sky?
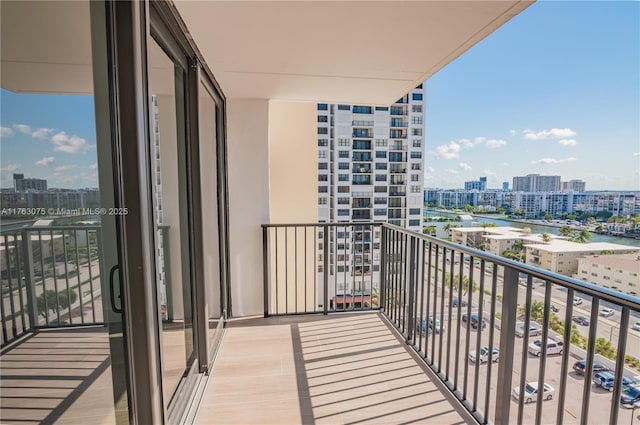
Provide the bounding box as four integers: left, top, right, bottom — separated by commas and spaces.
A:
0, 90, 97, 189
425, 0, 639, 191
0, 1, 638, 191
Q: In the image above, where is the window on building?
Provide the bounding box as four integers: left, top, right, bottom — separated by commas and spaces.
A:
338, 186, 350, 193
375, 174, 387, 182
411, 163, 421, 170
411, 174, 419, 181
409, 208, 421, 215
411, 116, 423, 125
375, 139, 388, 147
389, 152, 404, 162
409, 219, 420, 226
374, 197, 387, 204
337, 197, 349, 204
410, 152, 422, 159
318, 186, 328, 193
338, 174, 349, 182
317, 115, 328, 122
318, 151, 327, 159
412, 93, 423, 101
375, 163, 387, 170
374, 209, 386, 216
318, 163, 328, 170
318, 139, 328, 147
318, 127, 328, 134
375, 186, 387, 193
353, 106, 372, 114
375, 106, 388, 111
411, 128, 422, 136
412, 105, 422, 113
337, 104, 351, 111
317, 103, 328, 110
412, 139, 421, 148
338, 150, 349, 158
337, 209, 349, 216
318, 197, 327, 205
318, 174, 328, 181
410, 186, 421, 193
338, 162, 349, 170
376, 151, 387, 158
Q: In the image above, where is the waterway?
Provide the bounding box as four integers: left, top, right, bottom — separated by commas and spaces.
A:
423, 209, 640, 248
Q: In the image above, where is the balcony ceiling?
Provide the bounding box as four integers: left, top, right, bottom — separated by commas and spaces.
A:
174, 0, 534, 105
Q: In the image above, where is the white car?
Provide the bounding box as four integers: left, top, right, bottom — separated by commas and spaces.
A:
468, 346, 499, 363
632, 321, 640, 331
512, 382, 554, 404
599, 307, 614, 317
527, 338, 563, 356
573, 297, 583, 306
515, 321, 542, 337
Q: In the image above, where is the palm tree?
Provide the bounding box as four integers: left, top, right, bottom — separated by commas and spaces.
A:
422, 226, 436, 236
451, 274, 478, 296
541, 233, 552, 244
559, 225, 573, 238
572, 229, 592, 243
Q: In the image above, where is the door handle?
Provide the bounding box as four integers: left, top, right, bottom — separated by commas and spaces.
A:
109, 265, 123, 314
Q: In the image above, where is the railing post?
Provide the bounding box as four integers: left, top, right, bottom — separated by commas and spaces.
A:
379, 225, 386, 312
262, 226, 269, 318
323, 225, 329, 315
495, 266, 519, 425
21, 229, 38, 330
406, 235, 416, 345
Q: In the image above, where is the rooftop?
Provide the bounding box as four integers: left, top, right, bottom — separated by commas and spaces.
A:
579, 253, 640, 270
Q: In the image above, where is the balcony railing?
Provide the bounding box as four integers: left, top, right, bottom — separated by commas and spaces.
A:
1, 226, 104, 347
262, 222, 640, 425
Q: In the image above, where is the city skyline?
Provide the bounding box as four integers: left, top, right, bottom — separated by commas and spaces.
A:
425, 1, 639, 191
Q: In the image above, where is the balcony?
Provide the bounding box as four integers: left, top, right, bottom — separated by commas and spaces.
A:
2, 223, 639, 425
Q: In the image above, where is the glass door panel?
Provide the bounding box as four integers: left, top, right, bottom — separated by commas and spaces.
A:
147, 36, 195, 407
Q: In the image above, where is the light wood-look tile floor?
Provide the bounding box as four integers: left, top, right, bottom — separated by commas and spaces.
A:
195, 312, 472, 425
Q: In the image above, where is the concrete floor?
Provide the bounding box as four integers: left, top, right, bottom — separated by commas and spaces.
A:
194, 312, 472, 425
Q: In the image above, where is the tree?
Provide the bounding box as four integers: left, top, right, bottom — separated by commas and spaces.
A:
572, 229, 592, 244
594, 337, 616, 359
422, 226, 436, 236
451, 274, 478, 296
543, 214, 553, 220
37, 289, 77, 319
518, 300, 545, 322
559, 225, 573, 237
481, 222, 497, 229
541, 233, 552, 244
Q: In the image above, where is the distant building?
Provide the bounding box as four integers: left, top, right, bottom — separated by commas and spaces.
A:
561, 179, 586, 193
464, 176, 487, 191
451, 226, 567, 256
13, 173, 47, 192
512, 174, 560, 192
524, 240, 638, 276
502, 182, 509, 191
576, 253, 639, 296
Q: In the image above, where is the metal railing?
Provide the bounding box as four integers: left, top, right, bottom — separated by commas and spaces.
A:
262, 222, 640, 424
1, 225, 104, 347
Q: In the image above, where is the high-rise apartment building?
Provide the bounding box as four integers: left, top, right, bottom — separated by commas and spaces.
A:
512, 174, 560, 192
317, 85, 425, 229
317, 85, 426, 294
561, 179, 586, 193
464, 176, 487, 191
13, 173, 47, 192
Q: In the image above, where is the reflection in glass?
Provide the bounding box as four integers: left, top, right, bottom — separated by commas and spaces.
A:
148, 37, 193, 405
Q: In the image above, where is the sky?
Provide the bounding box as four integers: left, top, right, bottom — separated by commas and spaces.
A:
0, 90, 97, 189
0, 1, 638, 191
425, 0, 639, 191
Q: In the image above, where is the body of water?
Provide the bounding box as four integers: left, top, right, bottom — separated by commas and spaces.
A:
424, 209, 640, 248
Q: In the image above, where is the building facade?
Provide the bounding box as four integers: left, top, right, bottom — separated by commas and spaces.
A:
576, 253, 640, 296
512, 174, 561, 192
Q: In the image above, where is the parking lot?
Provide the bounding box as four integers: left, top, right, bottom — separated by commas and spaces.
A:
413, 300, 638, 424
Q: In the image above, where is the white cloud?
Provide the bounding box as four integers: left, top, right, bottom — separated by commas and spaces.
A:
35, 157, 56, 166
13, 124, 31, 134
459, 162, 472, 171
633, 152, 640, 157
485, 139, 507, 149
427, 166, 435, 173
445, 169, 459, 175
1, 163, 20, 172
31, 128, 53, 141
558, 139, 578, 147
509, 130, 517, 136
51, 131, 92, 154
523, 128, 577, 140
0, 127, 13, 137
531, 157, 578, 164
54, 165, 77, 172
433, 142, 462, 159
501, 162, 510, 166
483, 169, 497, 176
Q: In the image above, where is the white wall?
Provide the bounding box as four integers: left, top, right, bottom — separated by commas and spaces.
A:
226, 99, 271, 317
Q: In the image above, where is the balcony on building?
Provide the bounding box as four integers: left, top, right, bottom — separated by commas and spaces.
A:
8, 2, 638, 425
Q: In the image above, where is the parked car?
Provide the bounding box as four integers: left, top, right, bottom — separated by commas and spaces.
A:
512, 382, 554, 404
429, 316, 445, 334
572, 360, 609, 376
462, 313, 487, 329
416, 319, 433, 335
528, 338, 563, 356
599, 308, 614, 317
573, 297, 583, 306
620, 385, 640, 405
451, 298, 468, 308
572, 315, 590, 326
515, 321, 543, 337
550, 305, 559, 313
632, 321, 640, 331
468, 346, 499, 363
592, 371, 632, 391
